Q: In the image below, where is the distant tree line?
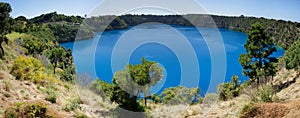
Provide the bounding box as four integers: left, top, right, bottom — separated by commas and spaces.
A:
13, 12, 299, 50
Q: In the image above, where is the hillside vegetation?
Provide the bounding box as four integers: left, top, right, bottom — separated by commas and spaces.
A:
1, 2, 300, 118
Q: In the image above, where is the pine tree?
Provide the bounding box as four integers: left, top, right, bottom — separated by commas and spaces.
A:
239, 23, 278, 86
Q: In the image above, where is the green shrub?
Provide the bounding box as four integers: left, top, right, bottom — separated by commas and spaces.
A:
160, 86, 200, 105
76, 114, 88, 118
253, 85, 274, 102
64, 84, 71, 90
4, 93, 11, 98
64, 97, 82, 111
45, 93, 56, 104
3, 80, 11, 92
151, 94, 162, 104
4, 101, 53, 118
284, 40, 300, 71
218, 75, 240, 101
240, 102, 258, 118
45, 86, 57, 103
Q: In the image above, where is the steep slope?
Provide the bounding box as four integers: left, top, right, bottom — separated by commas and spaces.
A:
0, 32, 113, 117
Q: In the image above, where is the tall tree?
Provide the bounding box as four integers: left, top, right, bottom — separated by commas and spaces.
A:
239, 23, 278, 86
0, 2, 12, 58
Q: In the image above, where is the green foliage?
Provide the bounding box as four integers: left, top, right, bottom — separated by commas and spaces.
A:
15, 31, 76, 82
160, 86, 200, 105
0, 2, 12, 58
218, 75, 240, 101
239, 23, 278, 86
4, 101, 53, 118
12, 12, 298, 47
45, 47, 75, 82
11, 56, 56, 84
76, 114, 88, 118
20, 34, 52, 55
4, 93, 11, 98
240, 102, 257, 118
111, 58, 163, 111
284, 40, 300, 71
118, 14, 300, 49
151, 94, 162, 104
252, 85, 274, 102
82, 16, 128, 32
47, 23, 80, 42
64, 97, 82, 112
3, 80, 11, 92
89, 79, 113, 100
45, 88, 57, 103
86, 58, 162, 112
28, 12, 93, 42
30, 11, 83, 24
11, 16, 29, 33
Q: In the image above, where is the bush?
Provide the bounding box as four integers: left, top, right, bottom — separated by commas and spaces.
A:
76, 114, 88, 118
4, 101, 53, 118
64, 97, 82, 111
218, 75, 240, 101
4, 93, 11, 98
160, 86, 200, 105
11, 56, 56, 84
253, 85, 274, 102
3, 80, 11, 92
151, 94, 162, 104
240, 102, 258, 118
45, 88, 57, 103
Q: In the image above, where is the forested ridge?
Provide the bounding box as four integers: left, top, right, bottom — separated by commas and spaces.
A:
118, 14, 300, 50
26, 13, 300, 49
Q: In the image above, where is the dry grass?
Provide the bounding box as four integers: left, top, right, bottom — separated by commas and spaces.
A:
0, 70, 112, 117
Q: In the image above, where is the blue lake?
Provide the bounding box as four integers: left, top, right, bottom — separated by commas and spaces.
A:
61, 23, 284, 96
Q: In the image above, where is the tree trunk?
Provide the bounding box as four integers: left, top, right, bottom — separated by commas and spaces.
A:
256, 77, 259, 88
53, 61, 57, 74
0, 45, 4, 57
271, 75, 273, 86
144, 98, 147, 107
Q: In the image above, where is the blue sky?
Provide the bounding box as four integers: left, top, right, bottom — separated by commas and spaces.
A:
1, 0, 299, 22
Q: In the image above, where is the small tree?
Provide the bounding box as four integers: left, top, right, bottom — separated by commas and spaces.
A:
111, 58, 163, 111
217, 75, 240, 101
47, 47, 66, 74
239, 23, 278, 86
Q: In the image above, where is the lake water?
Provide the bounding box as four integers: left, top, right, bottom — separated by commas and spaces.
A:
61, 23, 284, 96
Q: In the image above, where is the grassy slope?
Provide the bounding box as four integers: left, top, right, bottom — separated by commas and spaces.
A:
0, 32, 113, 117
179, 69, 300, 118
